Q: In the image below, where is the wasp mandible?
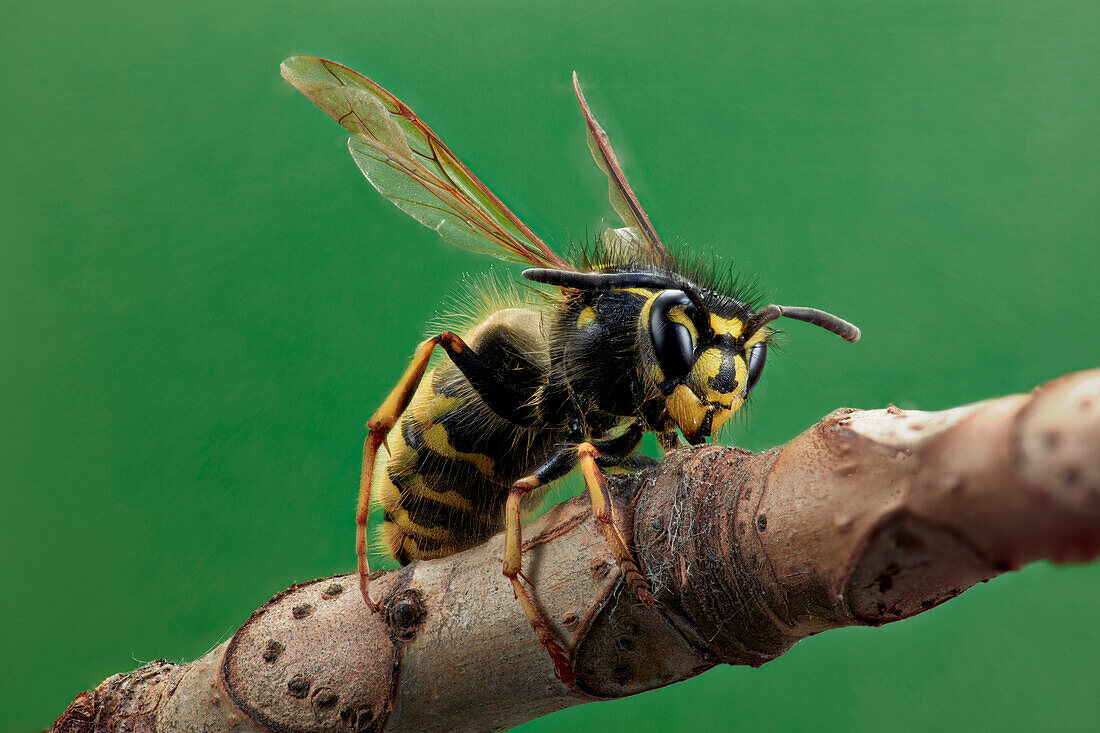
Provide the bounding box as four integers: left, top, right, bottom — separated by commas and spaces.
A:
282, 56, 860, 683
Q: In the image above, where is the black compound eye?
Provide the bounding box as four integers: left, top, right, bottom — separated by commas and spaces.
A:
745, 342, 767, 396
649, 290, 697, 380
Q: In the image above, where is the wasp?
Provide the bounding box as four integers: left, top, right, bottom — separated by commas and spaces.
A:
282, 56, 860, 682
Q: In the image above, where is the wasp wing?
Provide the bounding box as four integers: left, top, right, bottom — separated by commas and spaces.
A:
600, 226, 647, 265
572, 73, 671, 268
282, 56, 572, 270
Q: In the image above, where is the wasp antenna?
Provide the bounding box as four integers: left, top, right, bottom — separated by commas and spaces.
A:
745, 304, 784, 335
522, 268, 678, 291
679, 287, 713, 336
779, 306, 861, 342
749, 304, 860, 343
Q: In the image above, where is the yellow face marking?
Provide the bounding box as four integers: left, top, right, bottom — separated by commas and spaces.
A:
666, 384, 709, 438
673, 345, 751, 438
697, 352, 747, 432
401, 474, 473, 513
695, 347, 722, 383
668, 305, 699, 342
576, 306, 597, 329
709, 314, 745, 338
422, 424, 495, 476
708, 399, 740, 432
622, 288, 655, 298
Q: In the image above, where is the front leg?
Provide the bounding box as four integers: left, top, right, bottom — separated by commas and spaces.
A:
577, 440, 655, 607
358, 330, 536, 611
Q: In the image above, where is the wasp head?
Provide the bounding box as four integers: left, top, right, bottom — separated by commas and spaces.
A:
521, 267, 858, 445
645, 289, 768, 444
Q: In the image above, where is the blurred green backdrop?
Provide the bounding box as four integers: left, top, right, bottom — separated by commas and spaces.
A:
3, 0, 1099, 730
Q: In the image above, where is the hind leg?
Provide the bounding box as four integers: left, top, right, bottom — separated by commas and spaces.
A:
359, 330, 533, 611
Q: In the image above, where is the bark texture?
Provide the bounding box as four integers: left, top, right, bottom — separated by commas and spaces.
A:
52, 368, 1100, 733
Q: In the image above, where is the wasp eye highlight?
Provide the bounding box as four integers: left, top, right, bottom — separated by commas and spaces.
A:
649, 290, 697, 380
745, 341, 767, 396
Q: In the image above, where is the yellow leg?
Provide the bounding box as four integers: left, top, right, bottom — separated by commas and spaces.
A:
503, 476, 574, 683
358, 334, 456, 611
577, 443, 655, 607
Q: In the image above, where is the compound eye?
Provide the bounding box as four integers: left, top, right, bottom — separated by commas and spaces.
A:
649, 290, 697, 381
745, 342, 767, 396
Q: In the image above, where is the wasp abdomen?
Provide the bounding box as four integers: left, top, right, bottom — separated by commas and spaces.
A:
376, 308, 556, 564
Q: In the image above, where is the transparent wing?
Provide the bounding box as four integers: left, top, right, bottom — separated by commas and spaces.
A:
573, 73, 671, 267
282, 55, 572, 270
600, 226, 646, 265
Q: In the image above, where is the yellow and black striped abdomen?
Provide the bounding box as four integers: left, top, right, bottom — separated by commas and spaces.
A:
375, 308, 555, 564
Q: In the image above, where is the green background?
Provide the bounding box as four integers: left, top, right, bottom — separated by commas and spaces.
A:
3, 1, 1098, 730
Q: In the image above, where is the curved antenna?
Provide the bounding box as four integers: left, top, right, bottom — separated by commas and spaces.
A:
523, 268, 677, 291
746, 304, 861, 343
573, 73, 671, 267
524, 268, 714, 339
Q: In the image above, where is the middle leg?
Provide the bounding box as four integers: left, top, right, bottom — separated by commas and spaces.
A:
500, 426, 656, 683
502, 448, 578, 683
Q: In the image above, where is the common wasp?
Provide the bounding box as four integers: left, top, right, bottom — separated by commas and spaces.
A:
282, 56, 860, 682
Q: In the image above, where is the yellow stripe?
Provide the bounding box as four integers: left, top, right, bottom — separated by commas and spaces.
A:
378, 472, 403, 513
710, 314, 745, 338
379, 521, 403, 559
375, 429, 414, 513
402, 474, 474, 512
695, 347, 722, 382
410, 386, 464, 427
388, 508, 453, 542
401, 535, 458, 560
422, 424, 495, 476
621, 288, 655, 298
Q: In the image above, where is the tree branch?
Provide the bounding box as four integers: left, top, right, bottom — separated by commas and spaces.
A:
52, 369, 1100, 733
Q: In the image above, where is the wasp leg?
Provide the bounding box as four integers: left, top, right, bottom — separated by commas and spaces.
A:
359, 336, 443, 611
591, 420, 651, 473
580, 435, 655, 607
359, 330, 533, 611
504, 449, 577, 683
590, 418, 644, 466
607, 452, 659, 472
657, 430, 684, 452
